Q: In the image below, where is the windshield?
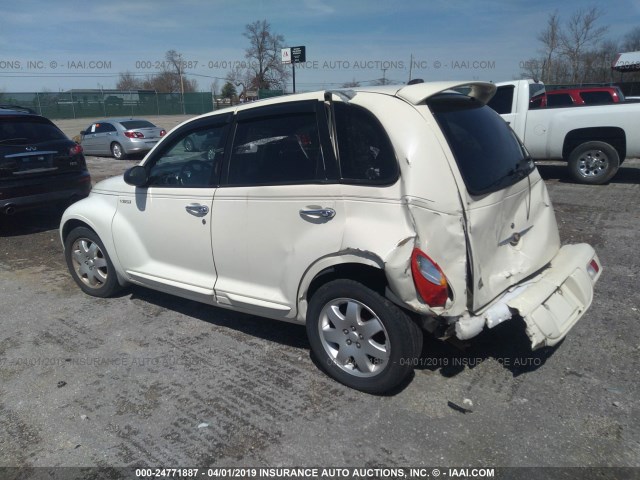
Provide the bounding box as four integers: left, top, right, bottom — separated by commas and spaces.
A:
429, 94, 533, 195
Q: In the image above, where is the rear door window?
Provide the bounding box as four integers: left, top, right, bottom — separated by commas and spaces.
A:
429, 94, 533, 195
546, 93, 574, 107
580, 91, 613, 104
333, 103, 398, 184
226, 104, 326, 186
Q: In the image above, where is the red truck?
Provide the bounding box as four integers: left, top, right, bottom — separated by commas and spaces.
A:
530, 86, 625, 108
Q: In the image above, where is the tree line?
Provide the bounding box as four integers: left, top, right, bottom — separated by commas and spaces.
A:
520, 7, 640, 84
116, 11, 640, 95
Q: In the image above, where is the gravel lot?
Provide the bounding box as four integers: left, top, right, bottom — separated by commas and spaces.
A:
1, 115, 639, 473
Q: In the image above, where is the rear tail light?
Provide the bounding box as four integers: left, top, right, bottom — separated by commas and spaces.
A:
160, 129, 166, 136
411, 248, 450, 307
124, 131, 145, 138
587, 258, 600, 280
69, 144, 83, 155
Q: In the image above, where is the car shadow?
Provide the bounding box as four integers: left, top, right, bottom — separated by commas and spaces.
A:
128, 286, 309, 350
128, 285, 553, 394
536, 161, 640, 184
415, 317, 558, 378
0, 205, 63, 237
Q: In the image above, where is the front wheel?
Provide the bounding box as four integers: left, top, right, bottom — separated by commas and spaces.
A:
64, 227, 122, 297
306, 279, 423, 394
568, 141, 620, 184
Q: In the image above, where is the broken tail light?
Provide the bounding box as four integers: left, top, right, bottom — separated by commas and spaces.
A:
411, 248, 449, 307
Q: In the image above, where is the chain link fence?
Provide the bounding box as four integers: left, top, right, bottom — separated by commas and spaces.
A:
0, 91, 215, 119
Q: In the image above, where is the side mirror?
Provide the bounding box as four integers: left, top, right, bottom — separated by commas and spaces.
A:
124, 165, 149, 187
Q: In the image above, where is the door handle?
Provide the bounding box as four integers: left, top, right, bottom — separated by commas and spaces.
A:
185, 204, 209, 216
299, 208, 336, 218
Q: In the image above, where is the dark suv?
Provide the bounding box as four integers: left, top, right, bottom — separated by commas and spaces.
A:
0, 108, 91, 215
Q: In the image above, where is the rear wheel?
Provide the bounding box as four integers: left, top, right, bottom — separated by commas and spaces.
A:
111, 142, 127, 160
64, 227, 121, 297
568, 141, 619, 184
306, 279, 423, 394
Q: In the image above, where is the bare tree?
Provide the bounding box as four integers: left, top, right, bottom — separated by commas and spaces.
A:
341, 78, 361, 88
116, 71, 143, 91
228, 20, 290, 92
621, 26, 640, 51
560, 7, 608, 83
537, 11, 561, 83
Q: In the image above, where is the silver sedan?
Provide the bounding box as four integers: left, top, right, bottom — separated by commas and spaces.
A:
80, 118, 166, 159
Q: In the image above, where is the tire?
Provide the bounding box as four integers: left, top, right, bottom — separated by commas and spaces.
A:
184, 137, 195, 152
568, 141, 620, 185
306, 279, 423, 394
111, 142, 127, 160
64, 227, 122, 298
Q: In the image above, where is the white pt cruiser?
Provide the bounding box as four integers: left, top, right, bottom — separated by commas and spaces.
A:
60, 82, 601, 393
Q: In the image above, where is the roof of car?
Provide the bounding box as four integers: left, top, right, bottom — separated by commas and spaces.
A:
204, 81, 496, 119
0, 106, 37, 116
87, 117, 154, 124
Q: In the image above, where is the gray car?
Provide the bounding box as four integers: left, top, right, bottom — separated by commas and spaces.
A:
80, 118, 166, 159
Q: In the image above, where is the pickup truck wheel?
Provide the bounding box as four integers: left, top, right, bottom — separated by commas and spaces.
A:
568, 141, 619, 185
64, 227, 121, 298
306, 279, 423, 394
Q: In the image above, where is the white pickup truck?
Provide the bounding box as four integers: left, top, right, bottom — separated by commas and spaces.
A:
487, 79, 640, 184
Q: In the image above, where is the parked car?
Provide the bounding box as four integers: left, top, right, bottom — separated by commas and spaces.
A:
79, 118, 166, 160
528, 86, 625, 108
1, 107, 90, 215
488, 79, 640, 184
182, 129, 222, 160
61, 82, 601, 393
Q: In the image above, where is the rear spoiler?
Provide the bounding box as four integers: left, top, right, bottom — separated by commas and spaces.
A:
395, 81, 496, 106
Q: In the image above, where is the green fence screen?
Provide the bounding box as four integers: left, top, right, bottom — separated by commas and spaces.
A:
0, 91, 215, 119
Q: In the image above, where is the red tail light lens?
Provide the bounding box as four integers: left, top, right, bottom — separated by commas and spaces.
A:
587, 258, 600, 280
124, 131, 144, 138
411, 248, 449, 307
160, 129, 166, 136
69, 144, 83, 155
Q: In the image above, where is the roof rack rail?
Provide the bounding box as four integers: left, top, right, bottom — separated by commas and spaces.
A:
0, 104, 37, 114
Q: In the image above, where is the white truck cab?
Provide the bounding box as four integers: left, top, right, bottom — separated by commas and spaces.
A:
488, 79, 640, 184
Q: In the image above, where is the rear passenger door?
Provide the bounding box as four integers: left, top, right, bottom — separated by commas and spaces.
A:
211, 101, 344, 319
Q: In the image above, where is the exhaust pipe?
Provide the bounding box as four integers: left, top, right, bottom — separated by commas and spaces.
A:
3, 204, 16, 216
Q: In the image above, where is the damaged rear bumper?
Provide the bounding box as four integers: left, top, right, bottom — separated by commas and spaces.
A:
455, 243, 601, 349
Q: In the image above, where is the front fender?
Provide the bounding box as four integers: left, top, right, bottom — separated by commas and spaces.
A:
60, 193, 126, 284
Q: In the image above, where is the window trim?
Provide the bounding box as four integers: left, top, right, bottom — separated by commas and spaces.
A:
142, 113, 232, 188
220, 100, 336, 187
333, 102, 400, 186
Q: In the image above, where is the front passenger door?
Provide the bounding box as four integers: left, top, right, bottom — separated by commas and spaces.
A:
111, 118, 230, 303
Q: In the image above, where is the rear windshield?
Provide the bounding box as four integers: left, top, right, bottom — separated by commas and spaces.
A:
120, 120, 155, 130
0, 116, 67, 145
429, 94, 533, 195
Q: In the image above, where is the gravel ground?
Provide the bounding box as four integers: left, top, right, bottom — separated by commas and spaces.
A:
0, 116, 639, 475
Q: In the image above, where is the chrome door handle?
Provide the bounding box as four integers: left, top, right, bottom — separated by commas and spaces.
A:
299, 208, 336, 218
185, 204, 209, 216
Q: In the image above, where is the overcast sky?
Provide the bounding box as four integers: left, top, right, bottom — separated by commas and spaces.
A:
1, 0, 639, 92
